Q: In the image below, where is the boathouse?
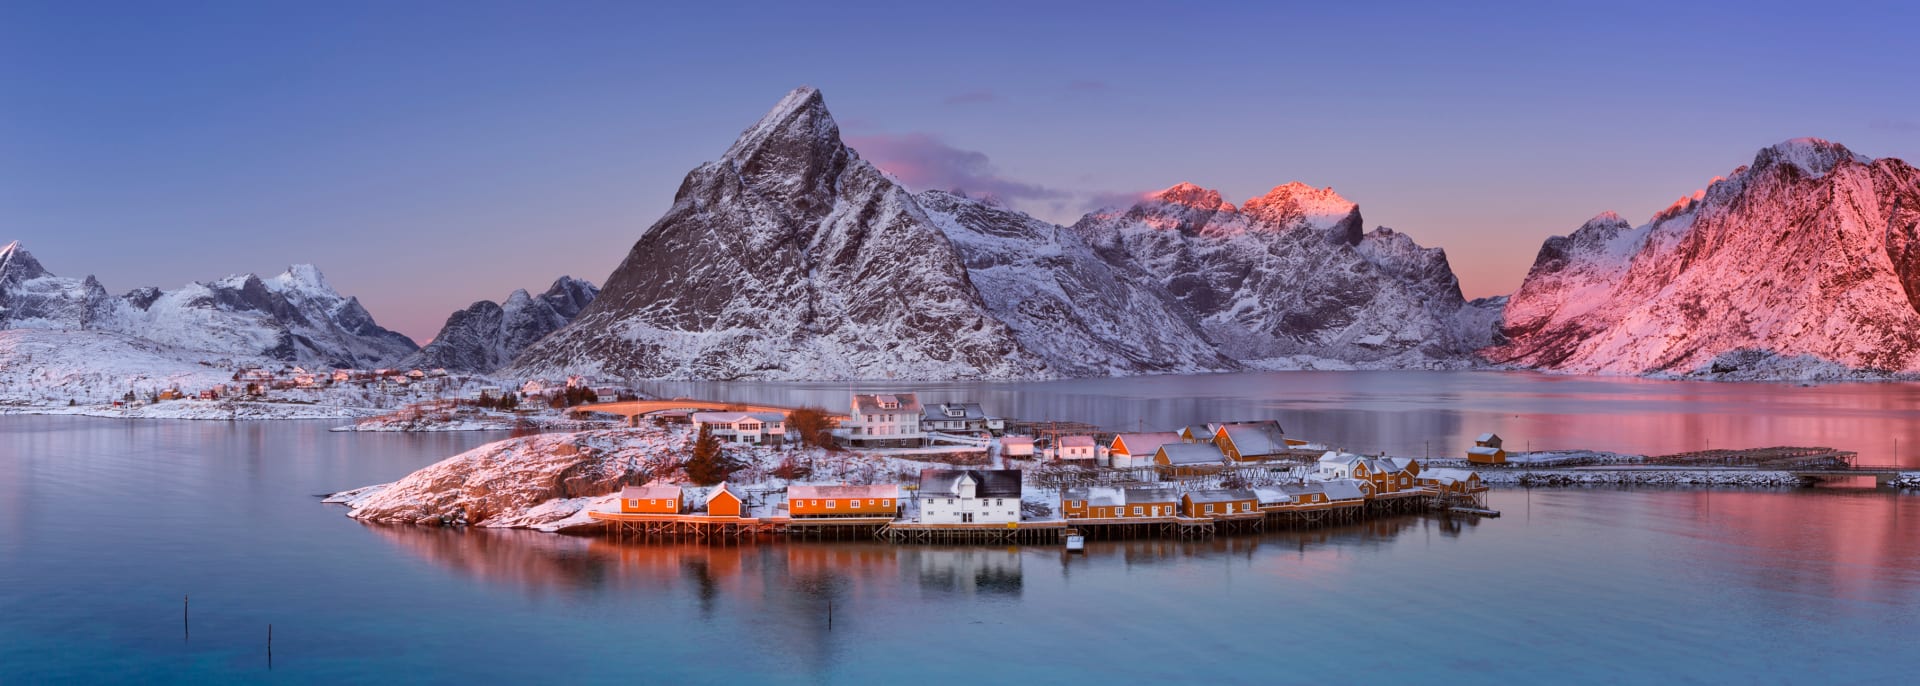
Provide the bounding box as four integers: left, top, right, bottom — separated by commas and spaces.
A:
1182, 489, 1259, 517
1468, 445, 1507, 464
706, 482, 743, 517
787, 484, 898, 518
1418, 468, 1485, 494
619, 485, 684, 514
1155, 442, 1227, 475
1214, 421, 1289, 462
917, 469, 1022, 524
1062, 485, 1179, 519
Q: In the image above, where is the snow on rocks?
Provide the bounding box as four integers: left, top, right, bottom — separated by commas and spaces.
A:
337, 427, 691, 529
1491, 138, 1920, 379
1891, 473, 1920, 489
1485, 469, 1805, 488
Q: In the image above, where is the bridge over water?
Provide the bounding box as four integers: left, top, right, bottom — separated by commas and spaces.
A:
567, 398, 847, 426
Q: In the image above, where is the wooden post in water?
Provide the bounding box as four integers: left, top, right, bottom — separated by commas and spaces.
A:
268, 624, 273, 670
183, 595, 189, 641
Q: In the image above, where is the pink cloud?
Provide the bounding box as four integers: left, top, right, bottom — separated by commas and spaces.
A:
847, 132, 1065, 202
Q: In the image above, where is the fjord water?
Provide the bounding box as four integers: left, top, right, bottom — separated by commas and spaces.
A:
2, 371, 1918, 684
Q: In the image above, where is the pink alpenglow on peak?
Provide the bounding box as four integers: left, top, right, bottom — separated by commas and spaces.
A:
1150, 182, 1235, 212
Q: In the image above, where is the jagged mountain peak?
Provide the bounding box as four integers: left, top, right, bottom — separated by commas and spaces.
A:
717, 85, 848, 218
1753, 137, 1872, 179
1151, 182, 1234, 212
1494, 138, 1920, 377
0, 240, 50, 284
1241, 182, 1363, 243
271, 263, 332, 294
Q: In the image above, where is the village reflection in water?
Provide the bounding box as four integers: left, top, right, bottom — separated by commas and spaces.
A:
361, 509, 1487, 601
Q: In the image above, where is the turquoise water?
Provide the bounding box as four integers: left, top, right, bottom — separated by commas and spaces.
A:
4, 372, 1920, 683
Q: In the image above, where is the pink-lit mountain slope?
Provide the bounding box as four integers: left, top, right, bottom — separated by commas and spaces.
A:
1489, 138, 1920, 379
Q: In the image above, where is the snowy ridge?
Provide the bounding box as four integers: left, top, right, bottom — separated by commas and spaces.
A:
1491, 138, 1920, 377
404, 276, 599, 372
0, 244, 418, 368
1070, 182, 1483, 365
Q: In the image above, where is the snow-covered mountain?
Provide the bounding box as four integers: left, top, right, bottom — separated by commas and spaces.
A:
404, 276, 599, 372
511, 86, 1485, 380
0, 242, 417, 368
1069, 183, 1488, 367
509, 87, 1045, 380
1489, 138, 1920, 378
916, 190, 1234, 376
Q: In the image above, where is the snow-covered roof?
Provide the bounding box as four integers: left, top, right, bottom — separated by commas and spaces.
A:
1476, 433, 1501, 443
1422, 468, 1480, 483
1059, 436, 1096, 448
1124, 486, 1180, 504
1113, 432, 1183, 456
1157, 443, 1226, 465
853, 392, 921, 414
1319, 480, 1367, 501
917, 469, 1021, 498
1219, 423, 1287, 456
705, 482, 739, 504
921, 402, 988, 421
1319, 451, 1365, 465
620, 485, 682, 500
1000, 435, 1035, 447
1184, 488, 1256, 503
1468, 446, 1503, 455
1252, 486, 1292, 505
1063, 486, 1124, 507
788, 484, 897, 500
692, 411, 784, 425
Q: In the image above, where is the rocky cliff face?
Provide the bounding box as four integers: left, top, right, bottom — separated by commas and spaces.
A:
405, 277, 599, 372
916, 190, 1234, 375
0, 242, 417, 368
1069, 183, 1482, 366
1489, 138, 1920, 377
509, 86, 1044, 380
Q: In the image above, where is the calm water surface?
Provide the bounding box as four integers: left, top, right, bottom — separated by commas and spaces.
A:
3, 371, 1919, 684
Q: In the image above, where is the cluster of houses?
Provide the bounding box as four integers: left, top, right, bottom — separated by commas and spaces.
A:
835, 393, 1005, 448
133, 365, 451, 405
514, 375, 630, 404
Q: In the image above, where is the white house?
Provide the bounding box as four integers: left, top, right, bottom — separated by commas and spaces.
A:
692, 411, 787, 445
840, 393, 927, 448
916, 468, 1022, 524
1054, 435, 1097, 461
999, 435, 1035, 459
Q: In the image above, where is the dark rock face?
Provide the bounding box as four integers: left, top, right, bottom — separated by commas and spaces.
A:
916, 190, 1235, 375
511, 87, 1042, 380
1491, 139, 1920, 376
407, 277, 600, 372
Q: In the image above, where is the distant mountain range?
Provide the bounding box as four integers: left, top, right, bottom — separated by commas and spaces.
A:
10, 87, 1920, 383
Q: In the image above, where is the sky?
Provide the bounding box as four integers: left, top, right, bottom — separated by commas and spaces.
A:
4, 1, 1918, 343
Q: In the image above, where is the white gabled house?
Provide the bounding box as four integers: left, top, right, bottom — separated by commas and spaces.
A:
692, 411, 787, 445
840, 392, 927, 448
916, 469, 1022, 524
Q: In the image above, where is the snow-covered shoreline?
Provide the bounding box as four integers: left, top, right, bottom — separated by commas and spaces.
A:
0, 399, 383, 421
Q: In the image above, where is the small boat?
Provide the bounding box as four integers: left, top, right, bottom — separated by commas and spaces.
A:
1064, 534, 1086, 552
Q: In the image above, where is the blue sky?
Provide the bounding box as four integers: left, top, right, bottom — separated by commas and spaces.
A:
4, 1, 1917, 341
